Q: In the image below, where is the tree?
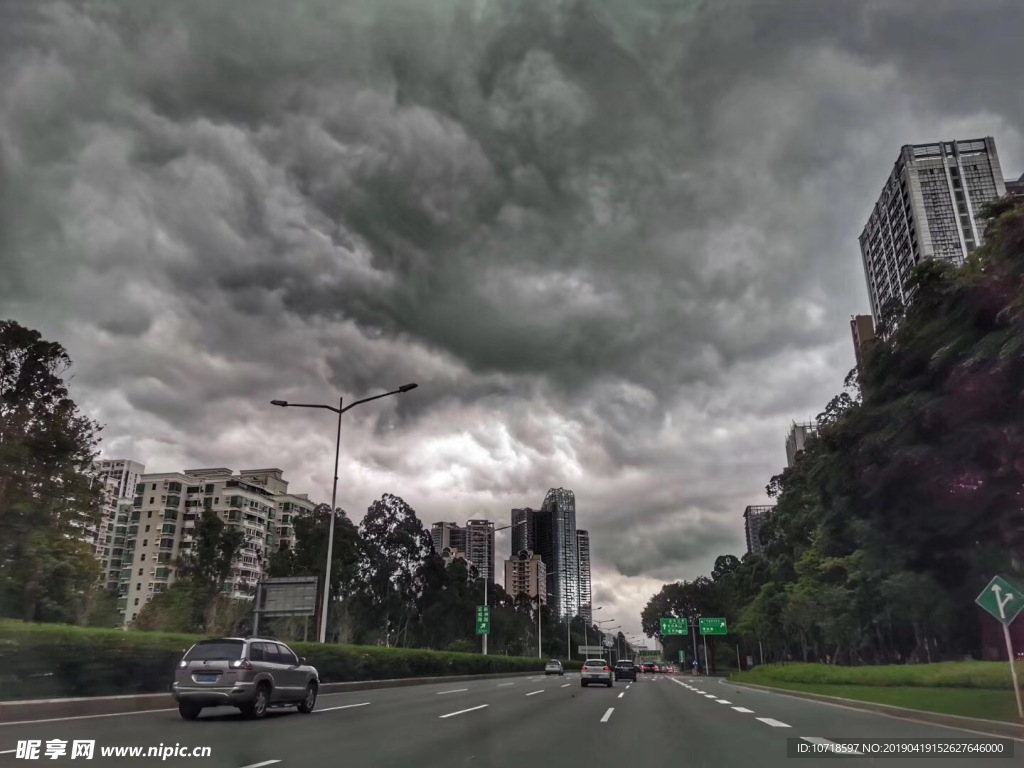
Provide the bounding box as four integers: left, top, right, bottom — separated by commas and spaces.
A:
355, 494, 433, 646
266, 503, 362, 639
0, 320, 103, 622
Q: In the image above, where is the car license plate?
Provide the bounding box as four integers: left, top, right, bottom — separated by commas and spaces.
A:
196, 674, 218, 682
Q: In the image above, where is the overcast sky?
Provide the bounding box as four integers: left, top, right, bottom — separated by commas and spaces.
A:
2, 0, 1022, 638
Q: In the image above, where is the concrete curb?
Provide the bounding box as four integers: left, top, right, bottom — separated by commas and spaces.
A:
0, 671, 540, 724
726, 679, 1024, 741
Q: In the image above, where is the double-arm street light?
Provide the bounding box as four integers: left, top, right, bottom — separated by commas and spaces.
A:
270, 382, 418, 644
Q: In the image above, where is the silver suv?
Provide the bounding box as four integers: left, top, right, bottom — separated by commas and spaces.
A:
172, 637, 319, 720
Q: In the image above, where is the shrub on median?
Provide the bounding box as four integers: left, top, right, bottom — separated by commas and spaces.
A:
0, 620, 547, 700
730, 661, 1024, 689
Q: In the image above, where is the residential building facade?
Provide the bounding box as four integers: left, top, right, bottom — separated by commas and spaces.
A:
540, 487, 580, 622
785, 421, 819, 468
465, 519, 496, 584
744, 505, 775, 557
430, 521, 467, 554
118, 467, 315, 627
577, 530, 592, 621
504, 550, 547, 605
859, 137, 1007, 331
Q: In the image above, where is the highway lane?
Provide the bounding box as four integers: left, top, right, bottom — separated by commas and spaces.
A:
1, 673, 1019, 767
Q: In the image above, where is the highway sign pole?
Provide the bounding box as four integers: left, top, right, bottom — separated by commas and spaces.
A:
975, 575, 1024, 719
483, 578, 488, 656
1003, 623, 1023, 719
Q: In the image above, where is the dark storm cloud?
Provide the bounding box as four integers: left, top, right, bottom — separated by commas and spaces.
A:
1, 0, 1021, 634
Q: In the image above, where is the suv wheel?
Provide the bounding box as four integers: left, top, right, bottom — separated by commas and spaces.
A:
241, 683, 270, 719
297, 682, 317, 714
178, 702, 202, 721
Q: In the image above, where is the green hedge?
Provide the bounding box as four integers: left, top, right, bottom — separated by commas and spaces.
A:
0, 620, 546, 700
730, 661, 1024, 690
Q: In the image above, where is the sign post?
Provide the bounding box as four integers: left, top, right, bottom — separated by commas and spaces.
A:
475, 605, 491, 638
699, 618, 728, 676
975, 576, 1024, 719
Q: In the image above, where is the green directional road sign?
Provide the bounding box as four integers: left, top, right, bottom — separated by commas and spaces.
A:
678, 650, 687, 664
638, 650, 660, 660
475, 605, 491, 636
976, 576, 1024, 625
660, 617, 688, 636
699, 617, 728, 636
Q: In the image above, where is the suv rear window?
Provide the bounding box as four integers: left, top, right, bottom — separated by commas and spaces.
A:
183, 640, 244, 661
584, 659, 606, 666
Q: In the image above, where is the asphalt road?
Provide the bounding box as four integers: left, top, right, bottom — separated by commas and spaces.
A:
1, 673, 1020, 767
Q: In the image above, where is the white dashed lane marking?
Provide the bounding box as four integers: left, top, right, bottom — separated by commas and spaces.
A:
732, 707, 755, 714
756, 718, 791, 728
439, 705, 489, 719
600, 707, 615, 723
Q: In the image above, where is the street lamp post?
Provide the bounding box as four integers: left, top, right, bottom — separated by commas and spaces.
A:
584, 606, 602, 657
270, 383, 418, 644
594, 618, 617, 662
482, 523, 513, 656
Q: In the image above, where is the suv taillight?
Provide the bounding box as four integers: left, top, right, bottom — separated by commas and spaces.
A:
231, 660, 253, 671
604, 666, 611, 672
582, 666, 588, 672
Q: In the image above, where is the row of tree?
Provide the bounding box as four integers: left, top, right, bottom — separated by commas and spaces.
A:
0, 318, 624, 656
642, 197, 1024, 668
0, 320, 118, 626
139, 492, 626, 656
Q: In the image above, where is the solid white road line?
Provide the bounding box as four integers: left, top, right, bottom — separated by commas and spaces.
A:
800, 737, 863, 755
440, 704, 489, 719
732, 706, 755, 713
600, 707, 615, 723
437, 689, 469, 695
317, 702, 371, 713
756, 717, 791, 728
239, 762, 281, 768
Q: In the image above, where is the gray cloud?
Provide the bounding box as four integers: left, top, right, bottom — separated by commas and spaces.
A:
2, 0, 1021, 635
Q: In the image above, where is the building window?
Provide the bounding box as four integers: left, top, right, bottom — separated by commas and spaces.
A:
136, 584, 141, 591
134, 598, 139, 606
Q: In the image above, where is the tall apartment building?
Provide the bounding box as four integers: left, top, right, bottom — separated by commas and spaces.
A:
744, 505, 775, 557
465, 519, 496, 584
577, 530, 592, 621
89, 460, 147, 591
430, 522, 467, 554
504, 550, 547, 605
540, 488, 580, 622
850, 314, 877, 374
118, 467, 315, 627
859, 138, 1007, 330
785, 422, 819, 468
511, 508, 539, 555
510, 497, 589, 621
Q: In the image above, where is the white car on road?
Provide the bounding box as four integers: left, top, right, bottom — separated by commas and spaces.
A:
544, 659, 564, 676
580, 659, 613, 687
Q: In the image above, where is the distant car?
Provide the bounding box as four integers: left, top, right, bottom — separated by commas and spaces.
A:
642, 662, 655, 673
613, 660, 636, 681
172, 637, 319, 720
544, 659, 564, 676
633, 662, 643, 674
580, 658, 613, 687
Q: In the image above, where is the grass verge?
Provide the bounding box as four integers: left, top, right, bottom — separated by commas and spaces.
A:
735, 680, 1021, 724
